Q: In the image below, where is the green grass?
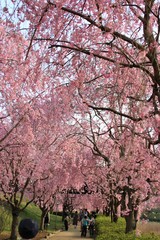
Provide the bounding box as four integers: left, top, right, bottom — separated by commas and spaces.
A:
96, 215, 160, 240
0, 202, 12, 232
0, 202, 63, 234
21, 204, 63, 231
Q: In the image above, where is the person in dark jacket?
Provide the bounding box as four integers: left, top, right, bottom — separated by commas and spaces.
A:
72, 211, 78, 228
81, 215, 89, 237
64, 215, 69, 231
44, 212, 50, 230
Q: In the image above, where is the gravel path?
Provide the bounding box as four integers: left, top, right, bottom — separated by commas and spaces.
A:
47, 225, 91, 240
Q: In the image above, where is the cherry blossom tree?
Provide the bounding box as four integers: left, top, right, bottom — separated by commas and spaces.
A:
1, 0, 160, 234
0, 117, 41, 240
0, 20, 72, 239
0, 19, 48, 148
34, 178, 57, 231
77, 110, 160, 231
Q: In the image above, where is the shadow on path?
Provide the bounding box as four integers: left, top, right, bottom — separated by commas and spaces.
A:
47, 225, 91, 240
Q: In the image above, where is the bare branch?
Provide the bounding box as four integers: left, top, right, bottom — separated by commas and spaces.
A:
0, 116, 24, 144
86, 103, 143, 122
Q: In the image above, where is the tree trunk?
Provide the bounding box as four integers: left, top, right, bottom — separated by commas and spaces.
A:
121, 184, 138, 234
103, 206, 110, 216
133, 208, 138, 230
62, 204, 67, 222
110, 197, 118, 223
10, 207, 20, 240
125, 211, 135, 233
40, 210, 46, 231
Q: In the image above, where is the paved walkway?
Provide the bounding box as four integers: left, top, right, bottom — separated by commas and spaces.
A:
47, 225, 92, 240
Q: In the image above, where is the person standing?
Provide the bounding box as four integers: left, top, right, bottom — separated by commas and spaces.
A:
81, 215, 89, 237
72, 211, 78, 228
89, 215, 95, 237
44, 212, 50, 230
64, 215, 69, 231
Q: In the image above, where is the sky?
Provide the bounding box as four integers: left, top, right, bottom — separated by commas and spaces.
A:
0, 0, 29, 36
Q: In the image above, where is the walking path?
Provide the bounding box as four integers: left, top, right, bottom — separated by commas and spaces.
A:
46, 225, 91, 240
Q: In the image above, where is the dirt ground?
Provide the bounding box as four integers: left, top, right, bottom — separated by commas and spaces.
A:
0, 224, 86, 240
2, 221, 160, 240
46, 225, 91, 240
0, 231, 47, 240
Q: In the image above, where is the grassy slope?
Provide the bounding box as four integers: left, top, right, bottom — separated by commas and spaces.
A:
0, 202, 63, 240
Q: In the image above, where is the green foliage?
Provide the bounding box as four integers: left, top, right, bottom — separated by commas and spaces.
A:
0, 202, 63, 234
95, 215, 160, 240
19, 203, 42, 223
141, 209, 160, 222
20, 205, 63, 232
0, 203, 12, 232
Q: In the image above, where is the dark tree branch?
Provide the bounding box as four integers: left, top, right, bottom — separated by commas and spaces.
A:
86, 103, 143, 122
47, 0, 144, 50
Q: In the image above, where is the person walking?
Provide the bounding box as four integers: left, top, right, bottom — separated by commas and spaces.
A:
73, 211, 78, 229
81, 215, 89, 237
64, 215, 69, 231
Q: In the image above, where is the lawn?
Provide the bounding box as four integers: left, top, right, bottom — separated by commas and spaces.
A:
0, 202, 63, 240
96, 215, 160, 240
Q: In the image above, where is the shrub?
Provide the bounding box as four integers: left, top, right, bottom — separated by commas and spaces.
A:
95, 215, 160, 240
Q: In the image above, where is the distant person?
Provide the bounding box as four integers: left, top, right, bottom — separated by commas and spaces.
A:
64, 215, 69, 231
89, 215, 95, 237
79, 209, 83, 221
81, 215, 89, 237
44, 212, 50, 230
72, 211, 78, 228
18, 218, 39, 239
84, 208, 89, 217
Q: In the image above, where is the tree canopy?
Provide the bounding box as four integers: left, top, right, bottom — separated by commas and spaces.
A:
0, 0, 160, 237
